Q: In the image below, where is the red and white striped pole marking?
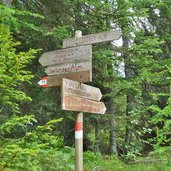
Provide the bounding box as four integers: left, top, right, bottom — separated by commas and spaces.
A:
75, 120, 83, 139
75, 112, 83, 171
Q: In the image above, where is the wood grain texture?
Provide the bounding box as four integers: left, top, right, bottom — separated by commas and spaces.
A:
45, 70, 92, 87
45, 61, 92, 76
61, 95, 106, 114
39, 45, 92, 66
62, 78, 102, 101
63, 30, 121, 48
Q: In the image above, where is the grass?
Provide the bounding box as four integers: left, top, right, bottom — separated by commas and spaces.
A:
83, 152, 171, 171
1, 150, 171, 171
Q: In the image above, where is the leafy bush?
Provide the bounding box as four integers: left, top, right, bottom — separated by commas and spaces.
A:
84, 151, 125, 171
0, 115, 75, 171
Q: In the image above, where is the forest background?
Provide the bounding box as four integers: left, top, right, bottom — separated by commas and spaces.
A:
0, 0, 171, 170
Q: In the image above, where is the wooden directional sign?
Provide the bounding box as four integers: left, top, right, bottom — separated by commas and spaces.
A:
62, 95, 106, 114
63, 30, 121, 48
39, 45, 92, 67
38, 71, 91, 88
62, 78, 106, 114
45, 61, 91, 76
62, 78, 102, 101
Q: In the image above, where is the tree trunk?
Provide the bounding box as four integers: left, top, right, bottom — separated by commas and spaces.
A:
105, 88, 117, 155
109, 118, 117, 154
122, 34, 134, 154
94, 119, 100, 152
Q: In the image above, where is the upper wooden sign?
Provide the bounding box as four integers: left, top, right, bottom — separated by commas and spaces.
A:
63, 30, 121, 48
39, 45, 92, 67
62, 78, 102, 101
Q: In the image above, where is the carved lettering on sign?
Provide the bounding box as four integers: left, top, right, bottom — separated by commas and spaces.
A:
64, 87, 91, 98
63, 30, 122, 48
62, 95, 106, 114
39, 45, 92, 66
45, 61, 91, 76
49, 63, 83, 74
62, 78, 102, 101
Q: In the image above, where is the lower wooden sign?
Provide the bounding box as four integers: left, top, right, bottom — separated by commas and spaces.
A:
45, 70, 92, 87
62, 95, 106, 114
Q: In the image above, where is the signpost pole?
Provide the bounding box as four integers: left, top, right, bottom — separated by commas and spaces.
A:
75, 112, 83, 171
75, 30, 83, 171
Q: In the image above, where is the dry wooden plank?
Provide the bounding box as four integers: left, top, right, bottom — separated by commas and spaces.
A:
61, 95, 106, 114
39, 45, 92, 67
45, 61, 92, 76
45, 70, 92, 87
62, 78, 102, 101
63, 30, 121, 48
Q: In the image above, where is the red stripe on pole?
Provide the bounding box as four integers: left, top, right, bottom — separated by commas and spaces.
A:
75, 122, 83, 131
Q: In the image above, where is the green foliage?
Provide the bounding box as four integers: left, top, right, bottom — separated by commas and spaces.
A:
0, 23, 37, 114
0, 0, 171, 169
0, 5, 44, 31
0, 4, 73, 171
149, 97, 171, 147
84, 152, 125, 170
0, 147, 74, 171
0, 114, 74, 171
0, 114, 37, 135
45, 25, 72, 48
84, 151, 171, 171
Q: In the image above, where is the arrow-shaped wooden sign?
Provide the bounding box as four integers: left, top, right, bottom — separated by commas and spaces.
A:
39, 45, 92, 67
63, 30, 121, 48
38, 71, 92, 88
62, 78, 102, 101
62, 95, 106, 114
61, 78, 106, 114
45, 61, 91, 76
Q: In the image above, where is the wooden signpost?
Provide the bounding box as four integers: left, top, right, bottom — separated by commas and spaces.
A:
62, 78, 102, 101
62, 78, 106, 114
38, 43, 92, 84
38, 71, 91, 88
45, 61, 91, 76
38, 29, 121, 171
39, 45, 92, 66
63, 30, 121, 48
62, 94, 106, 114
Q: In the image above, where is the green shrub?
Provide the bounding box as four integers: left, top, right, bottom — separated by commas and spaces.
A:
84, 151, 125, 171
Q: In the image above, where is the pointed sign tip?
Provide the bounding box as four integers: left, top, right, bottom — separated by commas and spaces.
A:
38, 77, 47, 88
